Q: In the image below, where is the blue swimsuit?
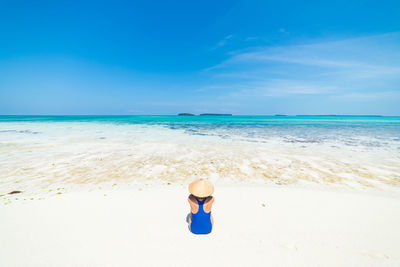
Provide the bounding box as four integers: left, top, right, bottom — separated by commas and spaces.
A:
190, 197, 212, 234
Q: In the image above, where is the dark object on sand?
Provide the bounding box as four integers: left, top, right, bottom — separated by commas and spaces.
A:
8, 190, 22, 194
178, 113, 195, 116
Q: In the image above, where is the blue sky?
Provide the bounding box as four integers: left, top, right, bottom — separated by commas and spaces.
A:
0, 0, 399, 115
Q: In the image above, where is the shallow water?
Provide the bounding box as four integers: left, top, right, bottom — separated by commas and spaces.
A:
0, 115, 399, 191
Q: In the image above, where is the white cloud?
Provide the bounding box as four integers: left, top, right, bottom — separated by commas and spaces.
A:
203, 32, 400, 99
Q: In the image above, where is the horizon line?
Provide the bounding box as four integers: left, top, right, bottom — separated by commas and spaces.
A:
1, 114, 400, 117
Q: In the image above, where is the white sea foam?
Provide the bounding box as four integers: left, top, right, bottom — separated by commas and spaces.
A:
0, 121, 399, 194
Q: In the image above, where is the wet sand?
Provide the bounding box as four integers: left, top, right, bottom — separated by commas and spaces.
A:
1, 122, 399, 192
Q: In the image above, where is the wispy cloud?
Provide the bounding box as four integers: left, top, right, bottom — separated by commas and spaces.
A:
245, 36, 259, 41
203, 32, 400, 99
331, 91, 400, 100
211, 35, 233, 50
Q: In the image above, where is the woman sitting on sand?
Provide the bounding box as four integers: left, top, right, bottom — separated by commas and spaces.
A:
188, 179, 214, 235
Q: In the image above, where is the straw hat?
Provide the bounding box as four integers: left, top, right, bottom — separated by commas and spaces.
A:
189, 179, 214, 198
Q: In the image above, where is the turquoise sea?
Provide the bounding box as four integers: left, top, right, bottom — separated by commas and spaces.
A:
1, 115, 399, 191
1, 115, 400, 147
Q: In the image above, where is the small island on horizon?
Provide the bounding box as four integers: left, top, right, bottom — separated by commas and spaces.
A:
178, 113, 233, 116
177, 113, 195, 116
200, 113, 232, 116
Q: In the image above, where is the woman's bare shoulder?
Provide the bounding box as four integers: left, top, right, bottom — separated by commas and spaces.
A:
188, 194, 198, 204
188, 194, 199, 213
205, 196, 214, 203
203, 196, 214, 213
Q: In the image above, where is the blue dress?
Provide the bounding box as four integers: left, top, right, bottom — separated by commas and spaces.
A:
190, 197, 212, 234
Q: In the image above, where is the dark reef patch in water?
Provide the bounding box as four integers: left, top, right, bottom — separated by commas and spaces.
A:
0, 130, 40, 134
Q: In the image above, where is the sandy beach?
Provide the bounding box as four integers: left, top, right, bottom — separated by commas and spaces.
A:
1, 185, 400, 267
1, 117, 400, 266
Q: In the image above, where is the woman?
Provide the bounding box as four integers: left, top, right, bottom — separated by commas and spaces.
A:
188, 179, 215, 235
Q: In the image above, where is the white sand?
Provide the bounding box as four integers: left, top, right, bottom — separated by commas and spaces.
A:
1, 185, 400, 266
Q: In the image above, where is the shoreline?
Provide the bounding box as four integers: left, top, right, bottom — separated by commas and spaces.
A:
1, 118, 399, 192
2, 179, 400, 205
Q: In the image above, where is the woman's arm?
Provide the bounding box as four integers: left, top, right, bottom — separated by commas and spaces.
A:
203, 196, 214, 213
188, 194, 199, 213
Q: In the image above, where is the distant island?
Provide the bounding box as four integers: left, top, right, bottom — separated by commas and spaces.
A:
199, 113, 232, 116
177, 113, 233, 116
